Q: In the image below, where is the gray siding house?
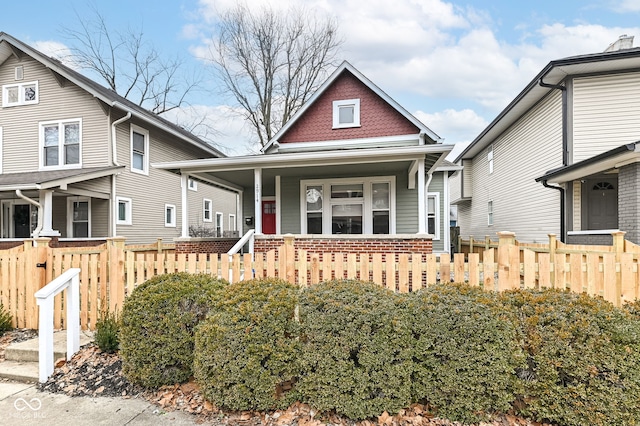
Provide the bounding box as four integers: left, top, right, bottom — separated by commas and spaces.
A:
451, 35, 640, 245
0, 32, 236, 245
155, 61, 456, 254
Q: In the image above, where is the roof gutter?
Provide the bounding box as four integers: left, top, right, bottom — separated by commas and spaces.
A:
111, 112, 131, 166
15, 189, 42, 237
537, 77, 567, 242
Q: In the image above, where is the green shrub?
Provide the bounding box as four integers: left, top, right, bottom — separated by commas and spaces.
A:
120, 272, 227, 388
297, 279, 414, 420
0, 303, 12, 335
94, 305, 119, 353
407, 283, 524, 423
194, 277, 300, 411
501, 289, 640, 426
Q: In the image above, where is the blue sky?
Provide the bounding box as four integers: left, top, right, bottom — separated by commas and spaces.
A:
3, 0, 640, 156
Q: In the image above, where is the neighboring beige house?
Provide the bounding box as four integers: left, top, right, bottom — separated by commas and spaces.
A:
0, 32, 237, 245
452, 35, 640, 245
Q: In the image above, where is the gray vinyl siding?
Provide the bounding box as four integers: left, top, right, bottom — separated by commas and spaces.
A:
52, 197, 67, 237
91, 198, 109, 237
462, 159, 473, 197
573, 73, 640, 163
449, 170, 462, 202
187, 182, 237, 235
427, 172, 445, 252
281, 177, 301, 234
459, 91, 563, 243
395, 172, 418, 233
0, 55, 110, 173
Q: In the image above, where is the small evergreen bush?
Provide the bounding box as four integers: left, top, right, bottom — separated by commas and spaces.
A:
407, 283, 525, 423
0, 303, 12, 335
501, 289, 640, 426
94, 305, 120, 353
120, 273, 227, 388
194, 277, 300, 411
297, 279, 414, 420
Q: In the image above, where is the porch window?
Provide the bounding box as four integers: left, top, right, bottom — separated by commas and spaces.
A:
301, 177, 395, 234
69, 198, 90, 238
130, 125, 149, 175
40, 119, 81, 169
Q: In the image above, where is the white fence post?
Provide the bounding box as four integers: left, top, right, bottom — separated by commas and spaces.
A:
34, 268, 81, 383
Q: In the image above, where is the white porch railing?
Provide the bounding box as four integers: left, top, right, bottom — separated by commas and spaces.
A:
227, 229, 255, 281
34, 268, 80, 383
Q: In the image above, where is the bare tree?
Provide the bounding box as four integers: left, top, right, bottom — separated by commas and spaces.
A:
62, 9, 202, 116
207, 4, 342, 148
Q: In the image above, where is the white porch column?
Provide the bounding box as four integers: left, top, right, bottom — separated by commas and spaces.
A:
181, 173, 189, 238
39, 189, 60, 237
418, 158, 426, 233
275, 175, 281, 234
254, 168, 262, 234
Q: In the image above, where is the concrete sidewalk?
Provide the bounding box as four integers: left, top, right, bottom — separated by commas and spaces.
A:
0, 380, 201, 425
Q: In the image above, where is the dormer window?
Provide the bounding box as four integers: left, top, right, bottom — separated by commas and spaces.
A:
333, 99, 360, 129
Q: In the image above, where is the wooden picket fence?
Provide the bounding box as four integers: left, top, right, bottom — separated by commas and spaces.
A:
2, 232, 640, 331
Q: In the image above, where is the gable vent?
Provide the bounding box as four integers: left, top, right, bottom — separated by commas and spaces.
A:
14, 66, 23, 81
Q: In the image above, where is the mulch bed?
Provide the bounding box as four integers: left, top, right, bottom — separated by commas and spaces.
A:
2, 329, 553, 425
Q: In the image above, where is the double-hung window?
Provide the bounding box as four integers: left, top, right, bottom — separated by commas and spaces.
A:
488, 200, 494, 226
427, 192, 440, 239
40, 119, 81, 169
3, 81, 38, 107
131, 125, 149, 175
68, 198, 90, 238
165, 204, 176, 227
203, 199, 212, 222
302, 177, 394, 234
216, 212, 223, 237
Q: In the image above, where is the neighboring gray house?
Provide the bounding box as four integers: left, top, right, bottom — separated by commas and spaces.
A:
0, 32, 237, 245
451, 35, 640, 245
155, 61, 456, 254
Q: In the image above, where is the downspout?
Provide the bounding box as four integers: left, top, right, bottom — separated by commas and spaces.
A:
16, 189, 42, 237
110, 112, 131, 237
538, 77, 567, 242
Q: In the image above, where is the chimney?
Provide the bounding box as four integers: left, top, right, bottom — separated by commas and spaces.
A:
604, 34, 634, 52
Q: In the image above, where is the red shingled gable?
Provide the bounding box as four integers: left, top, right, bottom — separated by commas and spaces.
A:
278, 70, 419, 144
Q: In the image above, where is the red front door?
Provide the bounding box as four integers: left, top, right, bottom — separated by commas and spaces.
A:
262, 200, 276, 234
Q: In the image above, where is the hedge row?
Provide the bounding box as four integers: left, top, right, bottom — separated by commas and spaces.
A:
119, 274, 640, 425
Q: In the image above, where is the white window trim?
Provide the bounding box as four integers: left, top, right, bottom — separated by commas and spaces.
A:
203, 199, 212, 222
300, 176, 396, 234
488, 200, 494, 226
427, 192, 441, 240
116, 196, 132, 226
188, 178, 198, 191
2, 80, 38, 107
39, 118, 83, 170
229, 213, 236, 231
67, 197, 91, 238
488, 145, 494, 174
332, 98, 361, 129
130, 124, 149, 175
165, 204, 176, 227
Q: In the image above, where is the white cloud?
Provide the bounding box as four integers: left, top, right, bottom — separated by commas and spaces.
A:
414, 108, 488, 145
31, 40, 73, 63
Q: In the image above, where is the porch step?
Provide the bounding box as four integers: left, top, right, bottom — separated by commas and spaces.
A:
5, 331, 93, 363
0, 331, 94, 383
0, 360, 39, 382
